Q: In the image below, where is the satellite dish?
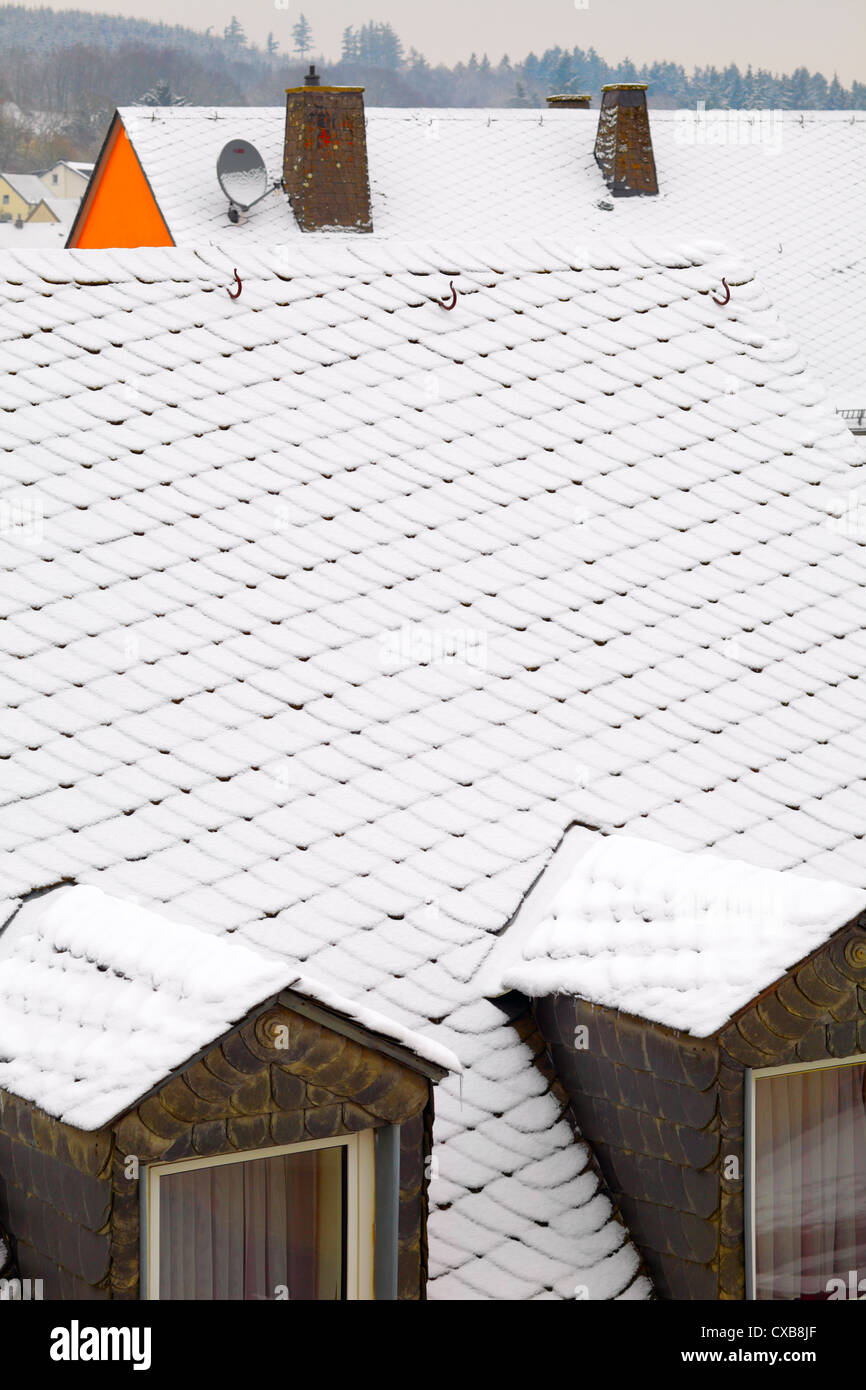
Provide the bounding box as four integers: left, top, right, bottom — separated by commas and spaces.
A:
217, 139, 269, 219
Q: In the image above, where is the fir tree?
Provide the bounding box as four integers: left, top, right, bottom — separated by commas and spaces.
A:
508, 81, 533, 107
827, 72, 844, 108
137, 77, 188, 106
742, 63, 755, 105
292, 14, 314, 60
553, 53, 573, 92
720, 63, 743, 108
355, 21, 403, 69
341, 26, 358, 62
790, 67, 810, 107
223, 16, 246, 51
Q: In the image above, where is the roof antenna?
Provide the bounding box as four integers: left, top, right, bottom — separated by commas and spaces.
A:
305, 64, 320, 86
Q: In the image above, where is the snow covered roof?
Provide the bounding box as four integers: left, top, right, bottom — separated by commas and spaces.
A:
488, 827, 866, 1036
39, 161, 92, 178
0, 234, 863, 1298
0, 884, 457, 1130
39, 197, 80, 226
0, 172, 56, 210
115, 105, 866, 409
0, 219, 68, 248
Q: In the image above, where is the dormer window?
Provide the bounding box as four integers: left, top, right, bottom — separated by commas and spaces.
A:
0, 885, 452, 1301
145, 1132, 374, 1300
747, 1055, 866, 1300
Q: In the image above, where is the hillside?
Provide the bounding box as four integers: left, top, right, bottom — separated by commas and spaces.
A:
0, 5, 235, 57
0, 5, 862, 171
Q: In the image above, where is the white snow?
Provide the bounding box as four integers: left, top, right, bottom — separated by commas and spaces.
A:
1, 232, 862, 1298
0, 885, 456, 1129
496, 831, 866, 1036
117, 106, 866, 409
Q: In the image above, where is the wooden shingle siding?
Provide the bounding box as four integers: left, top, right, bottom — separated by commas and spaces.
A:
0, 1090, 112, 1299
530, 914, 866, 1300
534, 995, 719, 1299
508, 1003, 653, 1296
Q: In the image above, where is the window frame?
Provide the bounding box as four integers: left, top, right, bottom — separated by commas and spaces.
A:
745, 1051, 866, 1300
142, 1129, 375, 1301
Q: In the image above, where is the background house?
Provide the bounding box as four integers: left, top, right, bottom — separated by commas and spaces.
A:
38, 160, 93, 201
0, 172, 58, 225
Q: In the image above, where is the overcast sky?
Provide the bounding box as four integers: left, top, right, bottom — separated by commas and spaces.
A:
29, 0, 866, 86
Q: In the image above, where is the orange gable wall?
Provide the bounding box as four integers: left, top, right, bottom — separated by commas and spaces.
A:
69, 120, 173, 249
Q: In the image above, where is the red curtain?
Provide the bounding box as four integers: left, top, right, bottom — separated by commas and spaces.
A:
754, 1062, 866, 1299
158, 1146, 345, 1300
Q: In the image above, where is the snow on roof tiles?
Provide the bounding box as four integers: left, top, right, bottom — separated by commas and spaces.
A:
0, 884, 290, 1128
0, 235, 862, 1299
492, 828, 866, 1036
1, 172, 54, 206
116, 106, 866, 410
0, 885, 459, 1130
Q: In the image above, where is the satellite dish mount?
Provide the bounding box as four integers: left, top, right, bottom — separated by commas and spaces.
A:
217, 139, 270, 223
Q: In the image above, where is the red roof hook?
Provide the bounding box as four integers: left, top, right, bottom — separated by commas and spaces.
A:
227, 269, 242, 300
439, 281, 458, 311
712, 277, 731, 307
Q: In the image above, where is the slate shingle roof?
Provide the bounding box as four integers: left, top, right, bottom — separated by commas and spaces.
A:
0, 235, 863, 1297
116, 106, 866, 409
0, 884, 458, 1130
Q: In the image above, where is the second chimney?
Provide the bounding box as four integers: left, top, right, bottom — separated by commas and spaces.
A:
546, 93, 592, 108
594, 83, 658, 196
283, 69, 373, 232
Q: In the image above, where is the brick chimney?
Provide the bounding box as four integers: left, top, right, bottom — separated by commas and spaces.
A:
546, 93, 592, 108
283, 68, 373, 233
594, 83, 658, 196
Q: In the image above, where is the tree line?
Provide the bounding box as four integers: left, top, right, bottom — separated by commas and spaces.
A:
0, 5, 862, 172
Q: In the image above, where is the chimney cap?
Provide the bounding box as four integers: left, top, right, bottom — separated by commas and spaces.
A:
601, 82, 649, 92
546, 93, 592, 107
304, 64, 320, 86
285, 84, 365, 94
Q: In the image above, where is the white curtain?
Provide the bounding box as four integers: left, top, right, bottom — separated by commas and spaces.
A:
158, 1146, 344, 1300
754, 1062, 866, 1299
